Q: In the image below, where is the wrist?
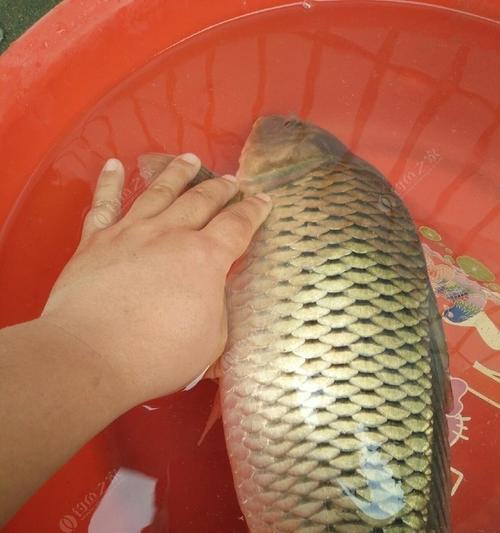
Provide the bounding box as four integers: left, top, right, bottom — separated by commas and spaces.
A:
0, 317, 135, 521
33, 316, 136, 414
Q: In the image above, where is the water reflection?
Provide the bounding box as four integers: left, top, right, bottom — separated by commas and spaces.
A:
338, 440, 405, 523
89, 468, 156, 533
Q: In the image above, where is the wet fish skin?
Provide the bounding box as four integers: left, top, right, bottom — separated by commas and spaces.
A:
219, 116, 450, 532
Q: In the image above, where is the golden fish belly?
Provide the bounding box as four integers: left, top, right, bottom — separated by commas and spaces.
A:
220, 166, 448, 532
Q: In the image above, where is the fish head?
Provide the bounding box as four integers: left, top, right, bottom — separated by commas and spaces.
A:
237, 115, 348, 194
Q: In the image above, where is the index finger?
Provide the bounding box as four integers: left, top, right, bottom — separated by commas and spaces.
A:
203, 193, 272, 264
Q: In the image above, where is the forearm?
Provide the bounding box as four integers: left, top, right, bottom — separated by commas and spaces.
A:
0, 318, 131, 525
0, 153, 270, 525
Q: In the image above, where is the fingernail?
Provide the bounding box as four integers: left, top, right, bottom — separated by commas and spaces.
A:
103, 158, 122, 172
221, 174, 238, 183
255, 192, 272, 203
180, 152, 200, 166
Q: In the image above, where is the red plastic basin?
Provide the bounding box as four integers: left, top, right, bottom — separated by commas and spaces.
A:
0, 1, 499, 532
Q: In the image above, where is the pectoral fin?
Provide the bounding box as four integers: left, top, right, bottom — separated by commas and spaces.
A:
197, 387, 222, 447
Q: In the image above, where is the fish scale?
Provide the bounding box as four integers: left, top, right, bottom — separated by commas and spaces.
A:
220, 116, 449, 532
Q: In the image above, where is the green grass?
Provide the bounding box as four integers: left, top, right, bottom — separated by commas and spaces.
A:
0, 0, 61, 53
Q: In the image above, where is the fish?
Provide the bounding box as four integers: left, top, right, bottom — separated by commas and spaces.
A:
138, 115, 450, 532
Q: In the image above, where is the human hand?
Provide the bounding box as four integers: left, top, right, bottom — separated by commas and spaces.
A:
41, 154, 271, 405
